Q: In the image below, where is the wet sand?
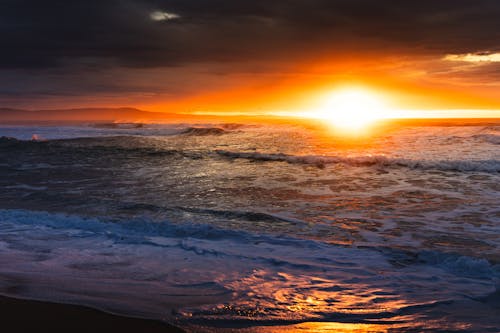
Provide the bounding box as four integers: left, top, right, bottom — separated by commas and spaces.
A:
0, 295, 185, 332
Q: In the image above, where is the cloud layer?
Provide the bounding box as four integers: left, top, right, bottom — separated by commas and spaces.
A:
1, 0, 500, 108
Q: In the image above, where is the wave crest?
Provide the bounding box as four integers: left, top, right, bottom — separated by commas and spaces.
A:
181, 127, 227, 136
216, 150, 500, 172
473, 134, 500, 145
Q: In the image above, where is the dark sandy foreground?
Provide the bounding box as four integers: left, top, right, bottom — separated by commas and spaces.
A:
0, 295, 185, 333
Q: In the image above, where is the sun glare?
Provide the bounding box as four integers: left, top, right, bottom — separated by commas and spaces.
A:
316, 88, 390, 132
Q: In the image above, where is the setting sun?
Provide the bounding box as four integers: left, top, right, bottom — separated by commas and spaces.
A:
314, 88, 390, 131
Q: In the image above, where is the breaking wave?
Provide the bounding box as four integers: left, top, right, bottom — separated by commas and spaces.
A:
180, 127, 228, 136
4, 136, 499, 173
473, 134, 500, 145
216, 150, 500, 173
92, 122, 145, 129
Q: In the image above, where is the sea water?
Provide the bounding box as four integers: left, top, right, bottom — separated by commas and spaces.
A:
0, 121, 499, 332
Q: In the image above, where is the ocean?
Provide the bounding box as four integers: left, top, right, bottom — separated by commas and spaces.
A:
0, 120, 499, 332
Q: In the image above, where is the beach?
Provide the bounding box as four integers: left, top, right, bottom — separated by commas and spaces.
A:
1, 295, 184, 332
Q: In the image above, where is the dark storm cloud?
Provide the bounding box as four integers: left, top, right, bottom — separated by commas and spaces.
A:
1, 0, 500, 69
1, 0, 500, 108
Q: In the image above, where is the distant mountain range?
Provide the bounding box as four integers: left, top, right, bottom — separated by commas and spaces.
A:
2, 107, 496, 126
0, 107, 191, 124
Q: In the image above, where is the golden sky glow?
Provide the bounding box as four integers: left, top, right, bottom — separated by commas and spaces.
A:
2, 2, 500, 120
134, 55, 500, 119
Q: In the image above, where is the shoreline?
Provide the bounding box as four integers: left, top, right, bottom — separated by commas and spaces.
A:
0, 295, 185, 332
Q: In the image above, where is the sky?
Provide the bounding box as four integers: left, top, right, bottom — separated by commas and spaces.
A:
1, 0, 500, 116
